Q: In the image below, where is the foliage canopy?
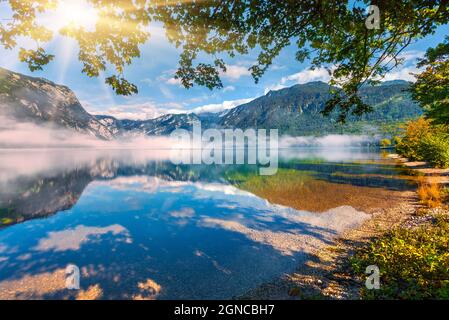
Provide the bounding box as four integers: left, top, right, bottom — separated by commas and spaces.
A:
412, 36, 449, 125
1, 0, 448, 121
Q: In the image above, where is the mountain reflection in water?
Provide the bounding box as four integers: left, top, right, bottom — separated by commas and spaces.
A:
0, 148, 416, 299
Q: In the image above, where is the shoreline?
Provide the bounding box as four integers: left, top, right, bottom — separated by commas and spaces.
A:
386, 154, 449, 184
239, 154, 449, 300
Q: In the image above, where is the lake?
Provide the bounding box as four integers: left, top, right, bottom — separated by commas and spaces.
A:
0, 147, 417, 299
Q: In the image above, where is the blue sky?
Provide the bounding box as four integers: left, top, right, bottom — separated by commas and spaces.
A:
0, 2, 448, 120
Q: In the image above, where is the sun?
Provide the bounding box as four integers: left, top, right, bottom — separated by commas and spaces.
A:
53, 0, 99, 30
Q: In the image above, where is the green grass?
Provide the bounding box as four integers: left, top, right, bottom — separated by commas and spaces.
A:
443, 187, 449, 203
351, 215, 449, 299
224, 168, 315, 184
0, 217, 14, 226
0, 207, 19, 226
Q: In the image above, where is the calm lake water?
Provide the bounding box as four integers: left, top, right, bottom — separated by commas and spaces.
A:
0, 148, 416, 299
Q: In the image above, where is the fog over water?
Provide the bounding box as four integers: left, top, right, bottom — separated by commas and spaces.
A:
0, 115, 377, 149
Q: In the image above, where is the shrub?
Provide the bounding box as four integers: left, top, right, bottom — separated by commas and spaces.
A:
395, 118, 449, 168
419, 134, 449, 168
393, 136, 402, 146
351, 215, 449, 300
395, 117, 432, 160
417, 178, 442, 208
441, 187, 449, 206
380, 138, 392, 148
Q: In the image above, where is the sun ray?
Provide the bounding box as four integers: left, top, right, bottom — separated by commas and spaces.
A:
55, 36, 76, 84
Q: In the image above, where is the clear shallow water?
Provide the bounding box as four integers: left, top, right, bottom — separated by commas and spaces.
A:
0, 148, 416, 299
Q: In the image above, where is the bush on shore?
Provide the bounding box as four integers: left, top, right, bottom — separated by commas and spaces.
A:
395, 117, 431, 161
351, 215, 449, 300
380, 138, 392, 148
395, 118, 449, 168
417, 179, 443, 208
420, 135, 449, 168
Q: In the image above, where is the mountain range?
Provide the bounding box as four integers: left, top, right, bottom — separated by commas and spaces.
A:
0, 67, 422, 139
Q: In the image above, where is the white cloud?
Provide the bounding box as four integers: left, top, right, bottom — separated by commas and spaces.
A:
159, 85, 174, 99
156, 62, 253, 86
380, 50, 424, 82
89, 96, 255, 120
397, 50, 424, 63
164, 64, 249, 86
155, 69, 183, 87
166, 77, 182, 86
190, 97, 255, 114
265, 50, 425, 94
141, 78, 153, 85
223, 85, 236, 92
281, 68, 332, 85
186, 95, 209, 104
264, 67, 331, 94
269, 64, 286, 71
381, 66, 420, 82
264, 84, 287, 95
222, 65, 252, 81
90, 102, 183, 120
162, 102, 185, 110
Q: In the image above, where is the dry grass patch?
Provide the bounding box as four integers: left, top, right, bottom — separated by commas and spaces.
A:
417, 177, 442, 208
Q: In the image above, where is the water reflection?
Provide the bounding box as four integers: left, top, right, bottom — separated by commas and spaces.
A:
0, 148, 415, 299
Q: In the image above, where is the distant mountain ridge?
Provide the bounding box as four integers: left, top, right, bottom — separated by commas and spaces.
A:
96, 80, 422, 136
0, 68, 422, 138
215, 80, 422, 135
